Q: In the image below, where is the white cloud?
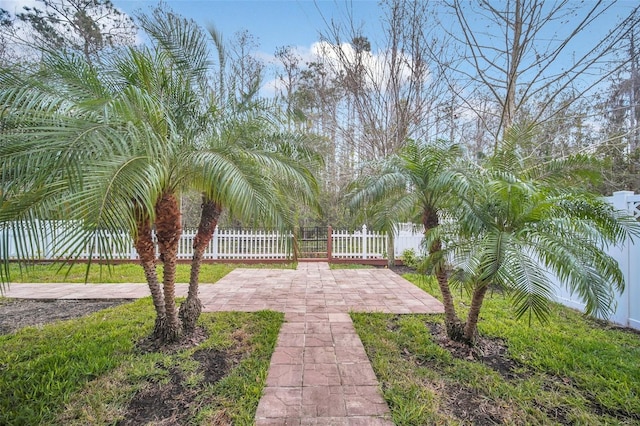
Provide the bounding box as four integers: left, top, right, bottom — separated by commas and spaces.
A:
258, 40, 428, 98
260, 77, 281, 98
311, 40, 417, 93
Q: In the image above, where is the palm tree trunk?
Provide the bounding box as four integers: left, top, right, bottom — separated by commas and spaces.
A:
133, 215, 166, 337
155, 191, 182, 343
423, 209, 464, 340
387, 232, 396, 267
179, 198, 222, 333
463, 284, 489, 345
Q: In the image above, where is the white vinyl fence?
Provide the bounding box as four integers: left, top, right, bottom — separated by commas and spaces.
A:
393, 223, 425, 257
550, 191, 640, 330
379, 195, 640, 331
333, 193, 640, 330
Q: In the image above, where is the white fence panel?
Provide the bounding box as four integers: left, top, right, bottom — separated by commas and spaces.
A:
331, 229, 360, 258
551, 191, 640, 330
1, 222, 293, 261
394, 223, 424, 257
331, 225, 386, 259
611, 191, 640, 329
215, 228, 292, 260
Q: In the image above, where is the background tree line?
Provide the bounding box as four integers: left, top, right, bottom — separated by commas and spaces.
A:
270, 0, 640, 228
2, 0, 639, 229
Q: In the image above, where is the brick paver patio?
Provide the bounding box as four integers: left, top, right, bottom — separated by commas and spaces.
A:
5, 262, 444, 425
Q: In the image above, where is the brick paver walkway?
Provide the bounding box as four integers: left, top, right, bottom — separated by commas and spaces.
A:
5, 262, 444, 425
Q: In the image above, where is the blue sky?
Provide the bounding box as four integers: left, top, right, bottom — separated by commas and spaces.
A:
113, 0, 381, 57
3, 0, 637, 62
0, 0, 382, 57
2, 0, 638, 97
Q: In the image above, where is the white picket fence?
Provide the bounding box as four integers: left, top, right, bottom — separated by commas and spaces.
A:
331, 225, 387, 259
2, 192, 638, 329
1, 221, 420, 262
179, 228, 293, 260
0, 222, 293, 261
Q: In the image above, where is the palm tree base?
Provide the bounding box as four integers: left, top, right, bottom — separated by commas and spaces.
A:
445, 320, 477, 346
153, 315, 167, 338
152, 316, 182, 343
179, 297, 202, 333
446, 321, 467, 343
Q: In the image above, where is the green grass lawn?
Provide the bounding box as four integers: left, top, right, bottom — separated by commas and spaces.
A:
0, 298, 283, 425
4, 262, 293, 283
352, 273, 640, 425
3, 264, 639, 425
0, 262, 286, 425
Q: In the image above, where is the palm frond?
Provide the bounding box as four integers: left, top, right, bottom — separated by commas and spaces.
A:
137, 7, 211, 80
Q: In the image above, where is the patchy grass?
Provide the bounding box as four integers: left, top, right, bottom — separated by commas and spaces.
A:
0, 298, 283, 425
0, 299, 155, 425
329, 263, 374, 269
352, 274, 640, 425
1, 262, 284, 424
5, 262, 292, 283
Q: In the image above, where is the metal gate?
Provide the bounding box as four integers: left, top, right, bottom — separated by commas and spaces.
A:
296, 227, 328, 259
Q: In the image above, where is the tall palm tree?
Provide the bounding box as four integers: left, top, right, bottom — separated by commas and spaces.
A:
0, 9, 319, 343
134, 12, 320, 333
348, 139, 467, 337
430, 125, 640, 344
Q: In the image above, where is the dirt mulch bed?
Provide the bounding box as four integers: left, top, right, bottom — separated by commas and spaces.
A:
116, 345, 240, 426
425, 322, 523, 381
0, 298, 132, 335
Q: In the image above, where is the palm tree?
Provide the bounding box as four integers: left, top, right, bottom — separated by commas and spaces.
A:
177, 111, 320, 332
133, 12, 320, 333
430, 125, 640, 344
347, 139, 467, 337
348, 130, 639, 346
0, 9, 319, 343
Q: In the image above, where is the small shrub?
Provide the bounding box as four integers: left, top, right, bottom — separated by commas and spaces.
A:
401, 249, 426, 271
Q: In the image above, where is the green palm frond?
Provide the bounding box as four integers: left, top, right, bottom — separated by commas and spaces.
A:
500, 244, 554, 323
1, 7, 320, 290
436, 128, 640, 323
138, 8, 211, 79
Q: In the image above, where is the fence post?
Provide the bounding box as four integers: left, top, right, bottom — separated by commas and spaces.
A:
293, 226, 299, 261
362, 224, 368, 260
43, 220, 53, 260
212, 227, 219, 260
130, 232, 137, 260
327, 225, 333, 261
